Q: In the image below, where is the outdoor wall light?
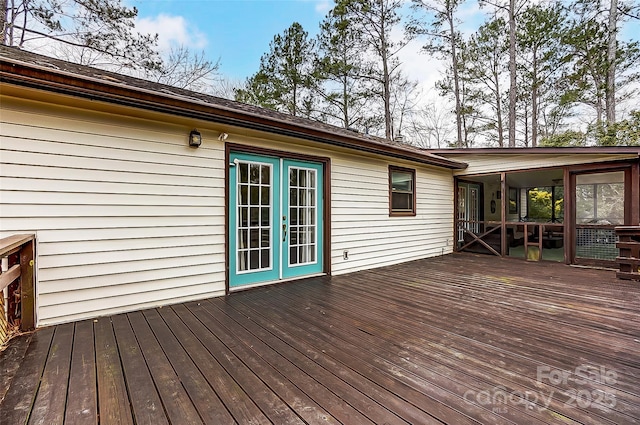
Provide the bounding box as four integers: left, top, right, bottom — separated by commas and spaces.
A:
189, 129, 202, 147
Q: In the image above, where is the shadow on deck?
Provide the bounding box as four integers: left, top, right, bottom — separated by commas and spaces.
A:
1, 253, 639, 424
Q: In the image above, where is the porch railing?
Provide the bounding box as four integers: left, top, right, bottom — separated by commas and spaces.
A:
457, 220, 564, 261
615, 226, 640, 281
1, 234, 36, 346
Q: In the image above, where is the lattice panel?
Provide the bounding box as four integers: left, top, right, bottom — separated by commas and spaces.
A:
576, 228, 619, 260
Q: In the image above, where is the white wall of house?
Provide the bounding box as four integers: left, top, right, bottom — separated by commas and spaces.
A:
1, 93, 227, 326
449, 154, 638, 176
1, 89, 454, 326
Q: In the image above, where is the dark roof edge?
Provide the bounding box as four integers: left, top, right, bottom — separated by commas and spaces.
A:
0, 52, 467, 170
430, 147, 639, 156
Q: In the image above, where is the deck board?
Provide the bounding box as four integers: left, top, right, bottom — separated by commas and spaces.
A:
186, 301, 341, 424
142, 308, 236, 424
127, 311, 204, 424
174, 302, 307, 424
94, 317, 134, 425
157, 306, 272, 425
1, 253, 639, 424
0, 327, 53, 425
64, 321, 98, 425
110, 314, 167, 425
27, 323, 74, 425
207, 299, 401, 425
0, 333, 32, 402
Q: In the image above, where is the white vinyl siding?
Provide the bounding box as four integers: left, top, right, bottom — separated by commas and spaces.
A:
330, 159, 453, 274
448, 154, 638, 176
1, 92, 455, 325
1, 95, 226, 326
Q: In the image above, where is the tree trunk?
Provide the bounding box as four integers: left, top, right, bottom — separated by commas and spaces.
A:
508, 0, 517, 147
382, 49, 392, 140
292, 81, 298, 116
496, 80, 504, 147
0, 0, 7, 45
606, 0, 617, 125
343, 75, 349, 127
524, 104, 529, 147
531, 50, 538, 147
494, 58, 504, 147
342, 48, 349, 128
448, 11, 463, 148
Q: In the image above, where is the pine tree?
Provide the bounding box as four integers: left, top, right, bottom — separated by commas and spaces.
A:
408, 0, 467, 147
342, 0, 407, 140
314, 2, 379, 131
464, 18, 509, 146
516, 3, 568, 146
563, 0, 640, 130
235, 22, 316, 117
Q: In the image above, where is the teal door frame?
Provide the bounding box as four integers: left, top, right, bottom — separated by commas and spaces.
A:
227, 147, 327, 290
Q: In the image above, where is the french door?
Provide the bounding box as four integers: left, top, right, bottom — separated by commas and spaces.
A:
229, 152, 324, 288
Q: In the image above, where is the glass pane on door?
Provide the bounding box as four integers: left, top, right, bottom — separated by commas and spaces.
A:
288, 167, 317, 266
237, 162, 273, 272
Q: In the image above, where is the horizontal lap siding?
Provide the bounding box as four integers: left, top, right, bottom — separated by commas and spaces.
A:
2, 93, 456, 326
1, 96, 226, 326
331, 159, 454, 274
450, 154, 638, 175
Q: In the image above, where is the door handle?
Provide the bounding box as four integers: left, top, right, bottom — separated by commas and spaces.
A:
282, 223, 287, 241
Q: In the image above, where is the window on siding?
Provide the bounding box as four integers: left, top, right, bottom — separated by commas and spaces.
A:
389, 166, 416, 216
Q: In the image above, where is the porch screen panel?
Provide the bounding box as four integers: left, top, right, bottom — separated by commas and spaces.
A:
575, 171, 624, 261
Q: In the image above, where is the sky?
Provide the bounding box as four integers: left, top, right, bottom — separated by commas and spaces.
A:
129, 0, 497, 113
130, 0, 640, 125
131, 0, 493, 86
133, 0, 338, 81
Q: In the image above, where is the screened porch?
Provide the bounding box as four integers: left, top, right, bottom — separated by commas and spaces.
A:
456, 164, 633, 266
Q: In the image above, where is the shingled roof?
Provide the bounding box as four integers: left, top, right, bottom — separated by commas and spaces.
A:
0, 46, 466, 170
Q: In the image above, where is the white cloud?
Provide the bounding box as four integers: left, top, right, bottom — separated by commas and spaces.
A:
314, 0, 332, 14
136, 14, 208, 53
392, 25, 447, 104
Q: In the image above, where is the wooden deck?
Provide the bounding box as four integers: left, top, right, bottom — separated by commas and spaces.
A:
1, 253, 639, 424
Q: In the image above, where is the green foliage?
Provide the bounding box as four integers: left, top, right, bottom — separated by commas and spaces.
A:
410, 0, 639, 147
587, 110, 640, 146
459, 18, 509, 146
528, 189, 552, 220
516, 3, 570, 144
528, 187, 564, 221
339, 0, 406, 139
540, 130, 587, 147
235, 22, 315, 117
313, 2, 378, 130
562, 0, 640, 123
